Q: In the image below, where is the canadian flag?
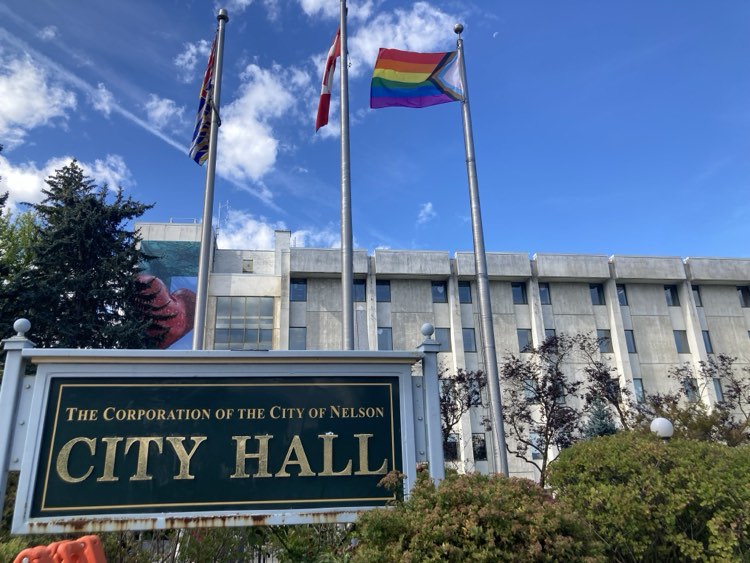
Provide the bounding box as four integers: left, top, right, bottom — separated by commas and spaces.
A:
315, 29, 341, 131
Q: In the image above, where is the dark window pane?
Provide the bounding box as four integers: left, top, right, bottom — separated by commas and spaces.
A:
376, 280, 391, 302
597, 329, 613, 353
443, 433, 459, 461
633, 379, 646, 403
458, 281, 472, 303
290, 279, 307, 301
517, 328, 532, 352
674, 330, 690, 353
472, 434, 487, 461
377, 327, 393, 351
545, 328, 556, 339
590, 284, 605, 305
353, 279, 366, 302
625, 330, 637, 353
665, 285, 680, 307
260, 296, 274, 316
617, 284, 628, 306
539, 283, 551, 305
738, 286, 750, 308
713, 378, 724, 403
692, 285, 702, 307
512, 282, 527, 304
462, 328, 477, 352
432, 281, 448, 303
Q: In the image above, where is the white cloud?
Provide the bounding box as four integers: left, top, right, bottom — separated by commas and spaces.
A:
0, 55, 76, 148
37, 26, 58, 41
144, 94, 185, 131
349, 2, 459, 77
218, 63, 296, 184
298, 0, 379, 22
91, 82, 114, 117
217, 209, 339, 250
174, 39, 211, 84
417, 202, 436, 224
0, 154, 133, 214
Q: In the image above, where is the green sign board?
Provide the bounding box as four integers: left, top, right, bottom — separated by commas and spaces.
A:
31, 375, 402, 517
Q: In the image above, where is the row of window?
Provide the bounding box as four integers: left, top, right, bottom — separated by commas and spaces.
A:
291, 279, 750, 309
444, 433, 487, 462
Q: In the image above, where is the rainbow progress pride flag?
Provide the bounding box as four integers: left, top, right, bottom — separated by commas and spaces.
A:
370, 49, 464, 109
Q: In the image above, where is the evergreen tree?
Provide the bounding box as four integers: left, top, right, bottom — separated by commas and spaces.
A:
2, 161, 160, 348
582, 396, 617, 439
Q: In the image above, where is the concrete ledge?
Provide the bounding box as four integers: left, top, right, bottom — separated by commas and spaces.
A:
290, 248, 369, 276
373, 250, 451, 277
455, 252, 531, 280
534, 253, 610, 281
610, 256, 686, 282
685, 257, 750, 283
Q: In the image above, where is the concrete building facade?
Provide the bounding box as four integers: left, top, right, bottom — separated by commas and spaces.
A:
138, 222, 750, 479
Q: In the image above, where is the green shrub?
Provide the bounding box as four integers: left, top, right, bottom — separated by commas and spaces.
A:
549, 432, 750, 561
352, 472, 602, 562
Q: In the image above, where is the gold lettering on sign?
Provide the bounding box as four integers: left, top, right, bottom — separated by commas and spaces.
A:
56, 437, 96, 483
124, 437, 163, 481
166, 436, 207, 480
318, 433, 352, 477
96, 437, 123, 482
354, 433, 388, 475
275, 435, 316, 478
231, 435, 272, 478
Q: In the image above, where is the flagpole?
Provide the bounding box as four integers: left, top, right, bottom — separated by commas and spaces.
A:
340, 0, 354, 350
455, 23, 509, 476
193, 9, 228, 351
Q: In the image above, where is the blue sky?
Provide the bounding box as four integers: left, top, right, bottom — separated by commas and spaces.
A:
1, 0, 748, 258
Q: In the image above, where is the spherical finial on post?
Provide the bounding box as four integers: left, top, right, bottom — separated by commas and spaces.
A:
217, 8, 229, 22
454, 23, 464, 35
421, 323, 435, 339
650, 417, 674, 440
14, 318, 31, 337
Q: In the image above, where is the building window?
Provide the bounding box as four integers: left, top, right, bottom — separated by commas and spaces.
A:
597, 329, 613, 353
674, 330, 690, 354
512, 282, 527, 305
443, 433, 459, 461
684, 378, 699, 402
214, 296, 274, 351
529, 432, 543, 460
624, 330, 637, 354
289, 327, 306, 350
290, 278, 307, 301
713, 378, 724, 403
702, 330, 714, 354
545, 328, 557, 339
462, 328, 477, 352
472, 434, 487, 461
377, 327, 393, 351
523, 379, 536, 399
665, 285, 680, 307
617, 284, 628, 306
353, 279, 366, 302
458, 281, 472, 303
692, 285, 702, 307
553, 380, 567, 405
376, 280, 391, 302
517, 328, 533, 352
539, 283, 551, 305
738, 286, 750, 308
633, 378, 646, 403
432, 281, 448, 303
435, 328, 451, 352
590, 283, 605, 306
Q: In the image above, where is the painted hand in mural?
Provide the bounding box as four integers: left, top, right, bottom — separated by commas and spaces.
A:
138, 274, 196, 348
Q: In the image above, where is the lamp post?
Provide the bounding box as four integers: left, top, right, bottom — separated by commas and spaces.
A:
650, 417, 674, 441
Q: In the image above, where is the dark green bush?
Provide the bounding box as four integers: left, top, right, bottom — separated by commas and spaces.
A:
352, 472, 602, 562
549, 432, 750, 562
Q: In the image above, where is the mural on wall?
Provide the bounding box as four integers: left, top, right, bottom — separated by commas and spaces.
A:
138, 240, 199, 349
